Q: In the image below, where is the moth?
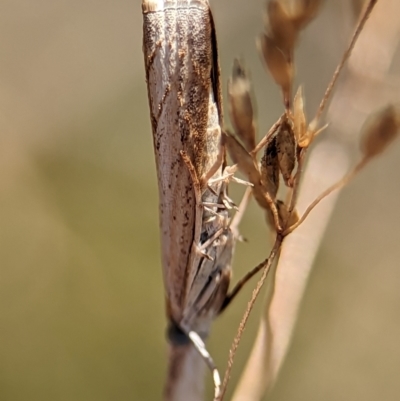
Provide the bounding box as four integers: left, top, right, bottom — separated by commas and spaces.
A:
142, 0, 240, 398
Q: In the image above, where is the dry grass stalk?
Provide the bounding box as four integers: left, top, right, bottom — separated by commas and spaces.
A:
228, 1, 400, 400
142, 0, 400, 399
218, 0, 400, 399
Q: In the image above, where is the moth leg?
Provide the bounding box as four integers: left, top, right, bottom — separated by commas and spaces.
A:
181, 150, 228, 261
191, 242, 213, 260
208, 164, 252, 188
180, 150, 202, 206
182, 269, 231, 400
202, 202, 227, 210
217, 187, 256, 313
220, 256, 269, 313
198, 227, 225, 252
209, 164, 253, 211
180, 150, 209, 261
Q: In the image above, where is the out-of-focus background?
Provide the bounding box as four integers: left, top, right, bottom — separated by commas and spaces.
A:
1, 1, 400, 401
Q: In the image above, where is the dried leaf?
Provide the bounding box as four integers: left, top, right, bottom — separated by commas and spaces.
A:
260, 135, 280, 199
228, 59, 257, 152
360, 105, 400, 159
276, 120, 296, 186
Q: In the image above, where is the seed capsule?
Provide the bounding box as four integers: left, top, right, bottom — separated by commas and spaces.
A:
228, 59, 257, 152
258, 33, 293, 104
260, 135, 280, 199
276, 119, 296, 187
267, 0, 298, 55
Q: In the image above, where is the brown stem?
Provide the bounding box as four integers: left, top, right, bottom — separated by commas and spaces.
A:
220, 257, 269, 313
314, 0, 379, 123
218, 236, 283, 401
251, 114, 285, 155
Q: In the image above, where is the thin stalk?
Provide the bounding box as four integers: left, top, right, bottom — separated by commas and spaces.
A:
218, 236, 283, 400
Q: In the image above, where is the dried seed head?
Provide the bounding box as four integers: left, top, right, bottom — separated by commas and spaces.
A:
224, 132, 276, 214
292, 87, 327, 148
360, 105, 400, 159
267, 0, 322, 34
260, 135, 280, 199
223, 132, 260, 184
258, 33, 293, 105
276, 120, 296, 186
292, 0, 323, 29
228, 59, 257, 152
293, 85, 307, 144
267, 0, 299, 55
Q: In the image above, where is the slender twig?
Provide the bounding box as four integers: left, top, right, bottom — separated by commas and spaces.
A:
217, 3, 380, 399
287, 0, 378, 225
314, 0, 378, 123
251, 114, 285, 156
221, 256, 270, 313
287, 147, 306, 217
218, 236, 283, 401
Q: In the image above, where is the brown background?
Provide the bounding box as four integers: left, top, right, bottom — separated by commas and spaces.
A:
1, 1, 400, 400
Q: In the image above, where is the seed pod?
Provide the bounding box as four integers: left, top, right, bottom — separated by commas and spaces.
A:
260, 135, 280, 199
258, 33, 293, 103
276, 120, 296, 187
360, 105, 400, 159
228, 59, 257, 152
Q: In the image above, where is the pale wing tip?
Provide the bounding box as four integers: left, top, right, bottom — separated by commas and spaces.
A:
142, 0, 164, 13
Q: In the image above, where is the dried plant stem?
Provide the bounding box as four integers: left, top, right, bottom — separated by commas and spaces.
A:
221, 255, 269, 313
284, 157, 369, 235
220, 2, 381, 399
287, 148, 305, 215
287, 0, 378, 222
251, 114, 285, 155
219, 237, 282, 400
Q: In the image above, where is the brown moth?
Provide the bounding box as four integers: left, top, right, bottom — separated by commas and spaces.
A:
142, 0, 239, 398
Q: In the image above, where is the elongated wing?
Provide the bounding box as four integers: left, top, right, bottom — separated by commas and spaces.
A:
142, 0, 222, 323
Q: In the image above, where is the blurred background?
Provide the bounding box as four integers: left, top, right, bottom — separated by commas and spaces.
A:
1, 1, 400, 400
